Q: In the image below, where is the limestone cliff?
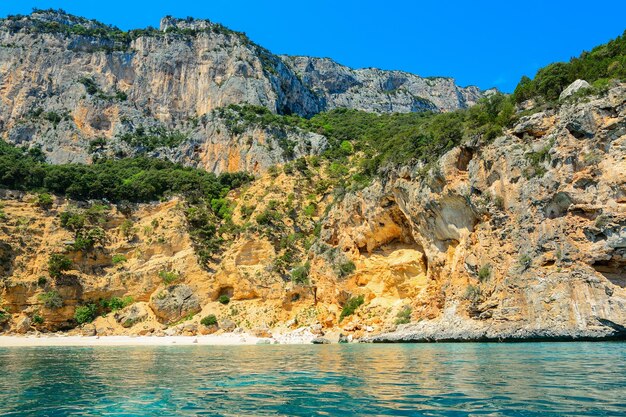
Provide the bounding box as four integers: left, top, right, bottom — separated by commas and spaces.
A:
346, 85, 626, 341
282, 56, 484, 113
0, 83, 624, 341
0, 10, 623, 342
0, 10, 485, 170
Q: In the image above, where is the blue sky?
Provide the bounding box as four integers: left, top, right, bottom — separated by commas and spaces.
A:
1, 1, 625, 92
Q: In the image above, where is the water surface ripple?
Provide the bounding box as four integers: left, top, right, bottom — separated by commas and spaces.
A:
0, 342, 624, 416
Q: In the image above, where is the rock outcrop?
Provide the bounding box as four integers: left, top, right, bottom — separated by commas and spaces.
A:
150, 284, 201, 323
559, 79, 591, 100
115, 302, 151, 328
282, 56, 484, 113
330, 84, 626, 342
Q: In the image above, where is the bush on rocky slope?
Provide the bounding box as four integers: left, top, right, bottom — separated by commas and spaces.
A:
221, 92, 515, 182
513, 29, 626, 103
0, 140, 252, 203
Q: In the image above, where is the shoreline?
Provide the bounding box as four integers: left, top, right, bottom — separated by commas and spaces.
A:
0, 334, 307, 347
1, 334, 625, 347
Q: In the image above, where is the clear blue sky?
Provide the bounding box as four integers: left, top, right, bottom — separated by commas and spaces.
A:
1, 1, 625, 92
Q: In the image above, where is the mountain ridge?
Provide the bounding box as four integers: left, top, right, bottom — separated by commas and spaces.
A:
0, 9, 487, 169
0, 9, 487, 114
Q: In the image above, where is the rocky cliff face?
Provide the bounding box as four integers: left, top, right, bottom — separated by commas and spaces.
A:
282, 56, 485, 113
332, 84, 626, 341
0, 10, 623, 342
0, 83, 624, 340
0, 10, 486, 170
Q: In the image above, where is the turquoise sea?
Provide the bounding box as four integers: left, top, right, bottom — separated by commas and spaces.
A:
0, 342, 624, 416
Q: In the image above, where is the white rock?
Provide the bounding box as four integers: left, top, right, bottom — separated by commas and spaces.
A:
559, 79, 591, 100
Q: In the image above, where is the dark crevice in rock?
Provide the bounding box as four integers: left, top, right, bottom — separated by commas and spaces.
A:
218, 286, 234, 298
591, 259, 626, 288
456, 147, 474, 172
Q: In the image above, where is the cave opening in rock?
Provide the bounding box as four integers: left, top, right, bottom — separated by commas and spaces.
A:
358, 199, 429, 279
217, 286, 234, 298
592, 259, 626, 288
456, 147, 474, 172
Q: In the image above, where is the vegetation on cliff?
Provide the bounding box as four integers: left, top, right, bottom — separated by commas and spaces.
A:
2, 8, 269, 54
220, 93, 514, 179
0, 140, 252, 203
513, 30, 626, 102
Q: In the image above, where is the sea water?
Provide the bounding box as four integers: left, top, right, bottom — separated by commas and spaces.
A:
0, 342, 624, 416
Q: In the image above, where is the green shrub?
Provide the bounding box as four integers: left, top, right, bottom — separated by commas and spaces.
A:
222, 98, 513, 182
158, 270, 179, 285
477, 264, 492, 282
88, 137, 107, 153
309, 156, 321, 167
218, 295, 230, 305
328, 162, 349, 178
524, 142, 552, 179
513, 29, 626, 104
59, 205, 109, 252
291, 263, 310, 284
267, 165, 280, 177
395, 306, 412, 325
100, 296, 133, 311
37, 276, 48, 287
112, 254, 127, 264
120, 219, 136, 241
74, 304, 97, 324
48, 253, 72, 279
464, 285, 482, 304
73, 227, 106, 251
294, 157, 308, 172
340, 295, 364, 322
0, 140, 253, 205
115, 90, 128, 101
78, 77, 99, 95
337, 261, 356, 278
118, 125, 188, 151
38, 291, 63, 309
512, 75, 535, 103
518, 254, 532, 270
32, 314, 44, 325
44, 111, 62, 126
303, 203, 316, 217
211, 198, 232, 220
283, 163, 294, 175
36, 193, 54, 210
340, 140, 354, 155
239, 204, 254, 219
526, 145, 551, 166
59, 210, 86, 231
255, 201, 282, 227
183, 201, 224, 266
200, 314, 218, 326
